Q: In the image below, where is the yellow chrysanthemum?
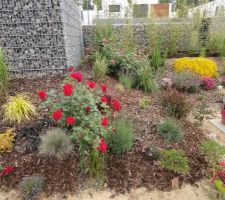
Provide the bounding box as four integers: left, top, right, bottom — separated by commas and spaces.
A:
173, 57, 218, 77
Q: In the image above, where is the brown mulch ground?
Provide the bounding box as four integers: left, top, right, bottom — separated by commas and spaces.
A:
0, 70, 209, 195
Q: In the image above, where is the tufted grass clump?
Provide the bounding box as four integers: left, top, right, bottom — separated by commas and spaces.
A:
158, 119, 183, 143
0, 47, 8, 101
93, 51, 107, 81
19, 174, 45, 200
160, 149, 190, 174
105, 119, 134, 155
3, 94, 37, 124
39, 128, 73, 160
119, 74, 134, 89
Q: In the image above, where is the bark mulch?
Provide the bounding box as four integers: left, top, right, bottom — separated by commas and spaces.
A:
0, 74, 208, 195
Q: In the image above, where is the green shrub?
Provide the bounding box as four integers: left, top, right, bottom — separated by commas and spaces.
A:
137, 66, 158, 93
158, 119, 183, 143
161, 90, 190, 118
160, 149, 190, 174
196, 95, 205, 101
139, 96, 151, 109
19, 174, 45, 200
220, 39, 225, 58
173, 71, 200, 93
200, 140, 225, 174
108, 51, 149, 77
105, 119, 134, 155
0, 47, 8, 100
119, 74, 134, 89
39, 128, 73, 160
93, 52, 107, 81
150, 36, 167, 71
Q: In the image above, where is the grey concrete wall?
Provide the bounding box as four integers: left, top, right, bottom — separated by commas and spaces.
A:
0, 0, 83, 77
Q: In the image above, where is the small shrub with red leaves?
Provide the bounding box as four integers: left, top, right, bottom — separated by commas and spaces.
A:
201, 77, 216, 90
38, 68, 121, 178
161, 90, 190, 119
0, 166, 14, 178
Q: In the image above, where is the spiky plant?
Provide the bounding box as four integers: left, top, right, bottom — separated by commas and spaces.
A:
3, 94, 37, 124
39, 128, 73, 160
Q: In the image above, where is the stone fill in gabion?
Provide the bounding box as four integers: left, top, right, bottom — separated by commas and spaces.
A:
0, 0, 83, 77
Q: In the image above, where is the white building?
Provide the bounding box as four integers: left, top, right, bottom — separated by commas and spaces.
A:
82, 0, 159, 25
188, 0, 225, 18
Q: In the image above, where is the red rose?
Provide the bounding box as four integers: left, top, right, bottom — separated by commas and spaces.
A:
66, 116, 76, 125
101, 117, 108, 127
38, 90, 47, 100
87, 80, 96, 89
67, 66, 74, 72
98, 138, 107, 153
112, 99, 121, 112
52, 109, 63, 121
101, 84, 107, 92
85, 106, 91, 112
101, 96, 109, 104
70, 72, 83, 82
63, 84, 73, 96
1, 166, 14, 176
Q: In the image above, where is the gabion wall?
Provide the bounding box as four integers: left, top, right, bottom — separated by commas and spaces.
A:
83, 23, 192, 53
0, 0, 83, 76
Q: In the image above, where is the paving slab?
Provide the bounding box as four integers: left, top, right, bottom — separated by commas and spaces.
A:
209, 119, 225, 134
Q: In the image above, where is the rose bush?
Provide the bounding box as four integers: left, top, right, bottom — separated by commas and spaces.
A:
38, 68, 121, 178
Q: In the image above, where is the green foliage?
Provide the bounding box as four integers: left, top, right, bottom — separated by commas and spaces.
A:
39, 128, 73, 160
93, 0, 102, 10
145, 144, 161, 161
173, 71, 200, 93
92, 20, 115, 59
139, 96, 151, 109
93, 52, 107, 81
207, 31, 225, 55
19, 175, 45, 200
0, 47, 8, 100
167, 23, 182, 55
220, 39, 225, 58
3, 94, 37, 124
119, 22, 136, 52
158, 119, 183, 143
160, 149, 190, 174
108, 51, 149, 77
200, 47, 206, 57
146, 21, 160, 51
150, 36, 168, 72
83, 149, 105, 180
119, 74, 134, 89
197, 95, 205, 101
105, 119, 134, 155
137, 66, 158, 93
161, 90, 190, 118
200, 140, 225, 174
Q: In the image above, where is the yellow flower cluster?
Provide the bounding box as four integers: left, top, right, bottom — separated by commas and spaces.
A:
173, 57, 218, 77
0, 129, 15, 153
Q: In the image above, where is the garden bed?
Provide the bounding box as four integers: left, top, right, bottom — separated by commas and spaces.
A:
0, 68, 209, 195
